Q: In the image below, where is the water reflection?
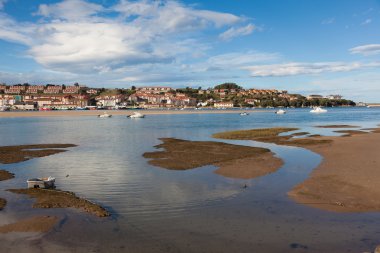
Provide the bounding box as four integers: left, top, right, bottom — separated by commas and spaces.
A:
0, 108, 380, 252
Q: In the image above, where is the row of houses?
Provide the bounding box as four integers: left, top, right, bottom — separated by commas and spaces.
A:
0, 94, 90, 110
0, 85, 85, 95
307, 94, 343, 100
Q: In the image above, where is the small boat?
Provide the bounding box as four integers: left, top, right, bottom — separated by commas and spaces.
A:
27, 177, 55, 189
128, 112, 145, 118
275, 109, 286, 114
310, 107, 327, 113
240, 112, 249, 116
98, 112, 112, 118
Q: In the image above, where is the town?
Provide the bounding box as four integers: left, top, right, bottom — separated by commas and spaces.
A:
0, 82, 355, 111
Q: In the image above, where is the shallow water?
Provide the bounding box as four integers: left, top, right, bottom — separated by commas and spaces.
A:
0, 107, 380, 252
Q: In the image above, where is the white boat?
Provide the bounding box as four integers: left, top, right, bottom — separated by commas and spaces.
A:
275, 109, 286, 114
240, 112, 249, 116
0, 105, 9, 112
27, 177, 55, 189
128, 112, 145, 118
98, 111, 112, 118
310, 107, 327, 113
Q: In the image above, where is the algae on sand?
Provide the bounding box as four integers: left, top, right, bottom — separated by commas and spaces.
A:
7, 188, 109, 217
212, 127, 332, 147
0, 144, 77, 164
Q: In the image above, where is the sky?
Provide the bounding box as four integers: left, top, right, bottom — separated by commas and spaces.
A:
0, 0, 379, 102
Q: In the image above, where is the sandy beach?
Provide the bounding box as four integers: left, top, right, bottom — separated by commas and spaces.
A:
288, 128, 380, 212
0, 109, 260, 118
213, 126, 380, 212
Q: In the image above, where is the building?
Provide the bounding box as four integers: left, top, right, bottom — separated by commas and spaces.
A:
13, 101, 36, 110
44, 85, 63, 94
214, 101, 234, 108
326, 95, 342, 100
137, 86, 173, 94
63, 86, 80, 94
95, 94, 125, 107
307, 95, 324, 100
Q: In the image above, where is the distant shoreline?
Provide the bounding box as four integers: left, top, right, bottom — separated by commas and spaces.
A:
0, 109, 265, 118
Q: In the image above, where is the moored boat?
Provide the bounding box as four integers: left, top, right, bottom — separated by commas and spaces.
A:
98, 112, 112, 118
310, 107, 327, 113
275, 109, 286, 114
27, 177, 55, 189
128, 112, 145, 118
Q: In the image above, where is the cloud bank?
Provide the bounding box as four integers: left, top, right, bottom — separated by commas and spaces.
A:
350, 44, 380, 56
0, 0, 250, 75
244, 62, 380, 77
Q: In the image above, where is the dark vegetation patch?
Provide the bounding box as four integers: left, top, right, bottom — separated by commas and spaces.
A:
315, 125, 359, 128
0, 144, 77, 164
143, 138, 271, 170
212, 128, 333, 147
0, 198, 6, 210
7, 188, 109, 217
0, 216, 59, 233
333, 130, 368, 137
0, 170, 14, 181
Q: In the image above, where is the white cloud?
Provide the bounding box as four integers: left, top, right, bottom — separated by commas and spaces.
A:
243, 62, 380, 77
36, 0, 104, 21
361, 18, 372, 25
349, 44, 380, 56
114, 0, 242, 33
321, 17, 335, 25
219, 23, 255, 41
0, 0, 249, 75
205, 51, 279, 70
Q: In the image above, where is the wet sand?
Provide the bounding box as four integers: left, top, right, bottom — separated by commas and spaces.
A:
8, 188, 110, 217
143, 138, 283, 179
288, 129, 380, 212
0, 109, 262, 118
0, 216, 59, 233
214, 127, 380, 212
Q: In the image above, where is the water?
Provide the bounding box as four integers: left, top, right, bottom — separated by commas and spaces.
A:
0, 107, 380, 252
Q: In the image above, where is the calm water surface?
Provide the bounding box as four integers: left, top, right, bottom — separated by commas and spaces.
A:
0, 107, 380, 253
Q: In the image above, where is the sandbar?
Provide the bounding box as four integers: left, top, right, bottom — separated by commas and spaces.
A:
7, 188, 110, 217
143, 138, 283, 179
0, 170, 15, 181
0, 144, 76, 164
212, 127, 332, 147
0, 216, 59, 233
288, 129, 380, 212
213, 127, 380, 212
315, 125, 359, 128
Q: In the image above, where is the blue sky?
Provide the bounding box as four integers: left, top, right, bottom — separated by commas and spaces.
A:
0, 0, 379, 102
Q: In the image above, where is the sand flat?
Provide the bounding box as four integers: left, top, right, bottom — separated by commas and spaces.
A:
143, 138, 283, 179
288, 130, 380, 212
